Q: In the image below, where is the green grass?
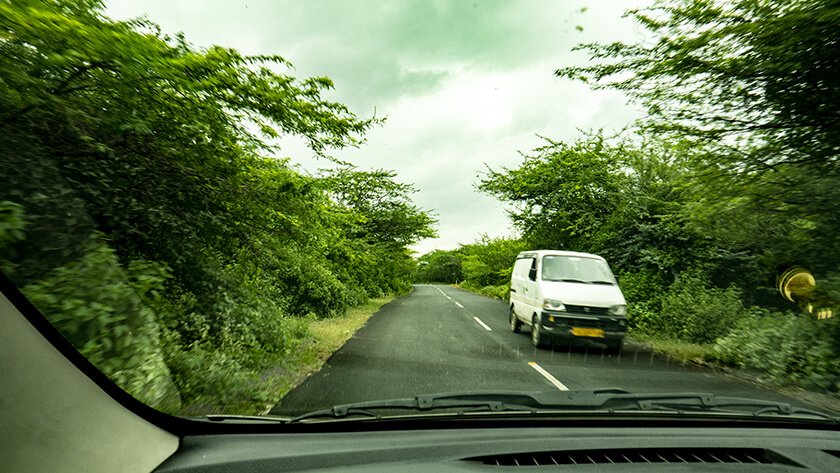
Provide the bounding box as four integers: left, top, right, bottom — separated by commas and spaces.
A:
628, 332, 717, 364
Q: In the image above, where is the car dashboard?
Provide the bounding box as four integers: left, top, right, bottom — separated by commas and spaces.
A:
156, 425, 840, 472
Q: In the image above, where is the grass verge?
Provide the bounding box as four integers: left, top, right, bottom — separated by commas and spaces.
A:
626, 332, 717, 365
455, 282, 509, 300
255, 295, 396, 415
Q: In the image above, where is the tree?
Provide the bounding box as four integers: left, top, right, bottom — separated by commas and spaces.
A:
0, 0, 436, 411
555, 0, 840, 276
415, 250, 463, 284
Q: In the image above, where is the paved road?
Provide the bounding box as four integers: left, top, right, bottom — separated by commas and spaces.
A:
271, 284, 820, 416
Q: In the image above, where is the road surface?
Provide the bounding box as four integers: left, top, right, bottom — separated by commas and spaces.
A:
271, 284, 819, 416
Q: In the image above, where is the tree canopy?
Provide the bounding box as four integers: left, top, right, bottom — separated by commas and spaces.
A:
0, 0, 435, 412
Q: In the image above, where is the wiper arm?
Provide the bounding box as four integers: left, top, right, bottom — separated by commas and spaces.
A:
288, 390, 840, 423
589, 280, 615, 285
289, 389, 630, 423
556, 278, 589, 284
628, 394, 839, 421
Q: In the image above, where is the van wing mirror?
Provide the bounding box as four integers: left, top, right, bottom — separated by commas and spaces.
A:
528, 267, 537, 281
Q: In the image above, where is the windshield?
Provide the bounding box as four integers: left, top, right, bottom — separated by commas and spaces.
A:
541, 256, 614, 284
2, 0, 839, 423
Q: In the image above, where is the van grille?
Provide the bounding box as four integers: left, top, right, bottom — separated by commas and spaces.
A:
463, 448, 802, 467
564, 305, 610, 316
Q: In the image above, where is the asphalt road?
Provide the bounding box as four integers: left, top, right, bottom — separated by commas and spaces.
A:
271, 284, 821, 416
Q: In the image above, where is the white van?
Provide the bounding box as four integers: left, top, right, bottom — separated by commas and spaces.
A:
509, 250, 627, 352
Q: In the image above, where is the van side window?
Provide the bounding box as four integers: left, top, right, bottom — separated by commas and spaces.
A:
513, 258, 529, 278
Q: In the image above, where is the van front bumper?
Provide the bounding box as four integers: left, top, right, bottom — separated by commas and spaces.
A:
538, 311, 627, 343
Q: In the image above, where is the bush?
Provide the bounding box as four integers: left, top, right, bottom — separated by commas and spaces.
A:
21, 236, 180, 410
163, 342, 261, 414
617, 270, 666, 331
713, 311, 840, 394
459, 280, 509, 301
626, 270, 745, 344
655, 272, 744, 343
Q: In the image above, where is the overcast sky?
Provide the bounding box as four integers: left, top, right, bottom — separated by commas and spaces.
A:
105, 0, 648, 254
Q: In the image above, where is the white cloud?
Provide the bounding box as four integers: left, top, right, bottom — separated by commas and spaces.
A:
105, 0, 648, 254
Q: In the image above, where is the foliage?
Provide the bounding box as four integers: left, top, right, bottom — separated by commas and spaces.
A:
714, 311, 840, 394
414, 236, 523, 299
556, 0, 840, 281
22, 235, 180, 409
616, 270, 666, 331
479, 135, 723, 278
415, 249, 463, 283
459, 281, 510, 301
0, 0, 435, 412
458, 236, 526, 288
658, 272, 746, 344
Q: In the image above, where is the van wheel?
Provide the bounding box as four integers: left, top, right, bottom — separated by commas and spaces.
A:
531, 316, 547, 349
509, 307, 521, 333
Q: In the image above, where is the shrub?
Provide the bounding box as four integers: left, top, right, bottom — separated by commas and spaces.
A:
657, 272, 745, 343
21, 236, 180, 410
459, 280, 509, 301
163, 341, 261, 414
713, 311, 840, 394
617, 270, 666, 331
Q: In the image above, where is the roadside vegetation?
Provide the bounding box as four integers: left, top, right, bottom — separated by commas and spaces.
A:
252, 296, 395, 415
416, 0, 840, 397
0, 1, 434, 414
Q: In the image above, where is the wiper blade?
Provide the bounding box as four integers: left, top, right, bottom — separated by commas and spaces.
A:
289, 389, 631, 423
589, 280, 615, 285
288, 390, 840, 423
629, 394, 839, 421
556, 278, 589, 284
198, 414, 290, 423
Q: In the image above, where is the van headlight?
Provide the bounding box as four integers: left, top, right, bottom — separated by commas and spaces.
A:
609, 304, 627, 316
543, 299, 565, 311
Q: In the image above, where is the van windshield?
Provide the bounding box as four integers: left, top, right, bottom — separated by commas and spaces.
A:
542, 256, 615, 284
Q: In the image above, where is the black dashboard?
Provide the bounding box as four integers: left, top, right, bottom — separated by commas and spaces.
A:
156, 426, 840, 472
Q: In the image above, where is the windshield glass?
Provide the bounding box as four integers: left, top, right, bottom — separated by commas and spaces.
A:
2, 0, 839, 423
542, 256, 614, 283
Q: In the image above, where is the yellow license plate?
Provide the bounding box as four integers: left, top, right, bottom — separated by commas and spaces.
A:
571, 327, 605, 338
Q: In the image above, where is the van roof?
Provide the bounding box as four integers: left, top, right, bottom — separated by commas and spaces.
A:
516, 250, 606, 261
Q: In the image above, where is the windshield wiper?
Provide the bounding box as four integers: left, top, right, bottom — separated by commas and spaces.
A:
289, 389, 629, 422
554, 278, 589, 284
589, 280, 615, 285
198, 414, 290, 423
288, 390, 840, 423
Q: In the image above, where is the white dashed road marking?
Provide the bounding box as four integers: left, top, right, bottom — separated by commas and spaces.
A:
528, 362, 569, 391
472, 316, 492, 331
436, 285, 568, 391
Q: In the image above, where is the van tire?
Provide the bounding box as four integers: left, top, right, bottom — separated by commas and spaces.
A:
531, 316, 547, 349
509, 306, 521, 333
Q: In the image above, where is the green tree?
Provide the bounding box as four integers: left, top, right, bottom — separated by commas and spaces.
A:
0, 0, 436, 411
415, 250, 463, 283
556, 0, 840, 277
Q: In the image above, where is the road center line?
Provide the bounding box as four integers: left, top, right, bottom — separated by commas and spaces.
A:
472, 316, 492, 331
528, 362, 569, 391
454, 301, 464, 308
